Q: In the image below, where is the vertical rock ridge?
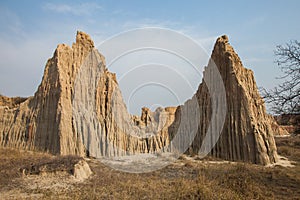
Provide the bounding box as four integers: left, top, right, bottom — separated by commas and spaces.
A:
0, 31, 98, 155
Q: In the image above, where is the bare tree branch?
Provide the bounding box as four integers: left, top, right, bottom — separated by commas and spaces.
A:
262, 40, 300, 114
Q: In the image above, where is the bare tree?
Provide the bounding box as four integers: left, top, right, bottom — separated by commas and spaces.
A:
262, 40, 300, 114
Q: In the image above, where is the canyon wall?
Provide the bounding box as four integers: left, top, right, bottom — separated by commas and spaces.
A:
0, 32, 281, 165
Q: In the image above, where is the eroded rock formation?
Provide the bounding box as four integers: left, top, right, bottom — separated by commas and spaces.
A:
0, 32, 95, 155
274, 114, 300, 135
187, 35, 279, 164
0, 31, 282, 165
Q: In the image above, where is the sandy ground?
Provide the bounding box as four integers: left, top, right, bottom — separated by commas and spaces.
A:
0, 135, 299, 199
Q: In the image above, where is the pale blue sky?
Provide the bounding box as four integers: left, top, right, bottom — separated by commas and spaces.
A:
0, 1, 299, 114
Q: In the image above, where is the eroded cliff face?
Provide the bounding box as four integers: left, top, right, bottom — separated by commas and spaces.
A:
185, 35, 279, 164
0, 31, 173, 157
72, 51, 174, 157
0, 32, 95, 155
0, 32, 281, 165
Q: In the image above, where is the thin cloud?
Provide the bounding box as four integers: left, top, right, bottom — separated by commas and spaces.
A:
43, 2, 102, 16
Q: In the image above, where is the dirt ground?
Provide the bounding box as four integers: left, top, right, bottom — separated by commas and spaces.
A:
0, 135, 299, 199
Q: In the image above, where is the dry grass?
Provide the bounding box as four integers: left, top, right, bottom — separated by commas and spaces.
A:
0, 136, 300, 199
276, 135, 300, 162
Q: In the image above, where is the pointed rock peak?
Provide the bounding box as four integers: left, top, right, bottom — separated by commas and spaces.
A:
75, 31, 94, 49
217, 35, 229, 43
213, 34, 233, 53
210, 34, 243, 73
